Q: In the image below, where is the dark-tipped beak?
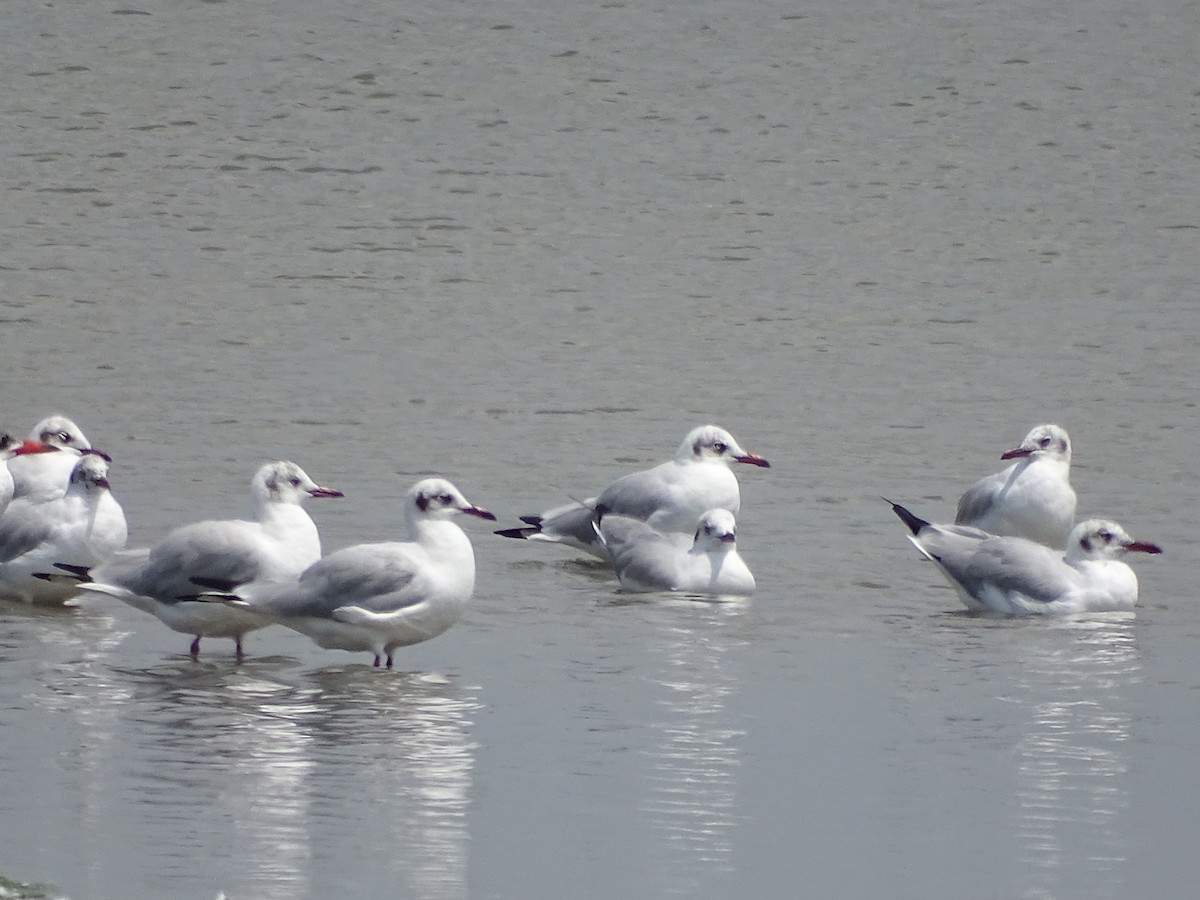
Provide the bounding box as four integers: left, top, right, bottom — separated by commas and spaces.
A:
719, 531, 737, 543
14, 439, 59, 456
81, 447, 114, 463
308, 486, 344, 499
462, 506, 497, 521
1125, 540, 1163, 555
1000, 446, 1032, 460
734, 453, 771, 468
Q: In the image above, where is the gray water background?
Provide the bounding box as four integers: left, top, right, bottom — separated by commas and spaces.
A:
1, 0, 1198, 897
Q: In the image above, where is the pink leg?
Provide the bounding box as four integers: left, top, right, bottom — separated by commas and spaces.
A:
386, 653, 394, 669
373, 654, 381, 667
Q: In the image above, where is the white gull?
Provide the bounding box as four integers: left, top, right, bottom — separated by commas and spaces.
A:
8, 414, 102, 501
48, 460, 342, 658
955, 423, 1076, 548
495, 424, 769, 558
193, 478, 494, 669
594, 507, 756, 595
891, 500, 1160, 614
0, 454, 128, 605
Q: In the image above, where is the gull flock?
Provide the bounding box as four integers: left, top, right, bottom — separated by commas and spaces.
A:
0, 415, 1161, 667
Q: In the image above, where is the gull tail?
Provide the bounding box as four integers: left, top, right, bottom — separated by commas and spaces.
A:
884, 498, 931, 536
33, 562, 94, 584
495, 525, 540, 540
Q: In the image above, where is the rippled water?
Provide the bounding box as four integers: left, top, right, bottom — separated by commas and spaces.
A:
1, 0, 1197, 898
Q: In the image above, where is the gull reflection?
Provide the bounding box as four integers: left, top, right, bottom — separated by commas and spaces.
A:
1011, 615, 1138, 900
0, 602, 132, 891
123, 662, 479, 900
637, 597, 750, 894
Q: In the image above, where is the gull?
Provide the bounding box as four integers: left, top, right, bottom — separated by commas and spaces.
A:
0, 454, 128, 604
594, 507, 756, 595
0, 434, 58, 516
192, 478, 494, 669
45, 461, 342, 659
495, 424, 769, 558
955, 423, 1076, 548
890, 500, 1161, 614
8, 414, 104, 501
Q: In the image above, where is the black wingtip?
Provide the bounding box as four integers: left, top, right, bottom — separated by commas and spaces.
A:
495, 527, 536, 540
884, 497, 931, 535
518, 515, 543, 528
189, 575, 243, 592
51, 562, 92, 582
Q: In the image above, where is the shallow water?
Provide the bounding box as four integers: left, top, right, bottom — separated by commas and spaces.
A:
1, 0, 1197, 898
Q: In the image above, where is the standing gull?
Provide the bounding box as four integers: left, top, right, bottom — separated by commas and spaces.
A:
496, 424, 769, 558
955, 423, 1076, 548
47, 460, 342, 659
192, 478, 494, 669
0, 454, 128, 604
890, 500, 1160, 614
594, 507, 756, 595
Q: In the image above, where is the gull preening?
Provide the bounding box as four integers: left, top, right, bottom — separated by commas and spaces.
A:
594, 507, 756, 595
192, 478, 495, 669
46, 461, 342, 659
7, 415, 103, 502
955, 423, 1076, 548
0, 454, 128, 604
495, 424, 769, 558
890, 500, 1160, 614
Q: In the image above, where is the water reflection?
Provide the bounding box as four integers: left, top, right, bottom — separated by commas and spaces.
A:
637, 597, 750, 895
0, 602, 133, 894
1010, 615, 1138, 900
114, 662, 479, 900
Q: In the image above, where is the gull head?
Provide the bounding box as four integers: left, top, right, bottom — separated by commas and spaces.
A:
693, 508, 739, 551
410, 478, 496, 521
30, 415, 91, 451
678, 425, 770, 468
1001, 423, 1071, 464
255, 461, 344, 505
69, 454, 113, 494
1067, 519, 1161, 562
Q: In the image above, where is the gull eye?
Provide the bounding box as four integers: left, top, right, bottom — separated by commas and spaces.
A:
1039, 435, 1052, 447
713, 441, 728, 454
439, 493, 453, 505
289, 476, 302, 487
1098, 529, 1113, 543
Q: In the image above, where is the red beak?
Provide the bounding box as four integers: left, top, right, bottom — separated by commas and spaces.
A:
308, 486, 345, 499
462, 506, 498, 521
1125, 540, 1162, 555
734, 453, 771, 469
1000, 447, 1032, 460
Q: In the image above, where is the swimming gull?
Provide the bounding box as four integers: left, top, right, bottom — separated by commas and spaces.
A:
495, 424, 769, 558
891, 500, 1160, 614
955, 423, 1076, 548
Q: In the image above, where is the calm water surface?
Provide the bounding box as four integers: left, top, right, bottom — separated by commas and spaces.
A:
1, 0, 1197, 898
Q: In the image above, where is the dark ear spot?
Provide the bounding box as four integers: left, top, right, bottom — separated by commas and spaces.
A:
416, 494, 430, 512
1081, 537, 1092, 552
693, 441, 702, 456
